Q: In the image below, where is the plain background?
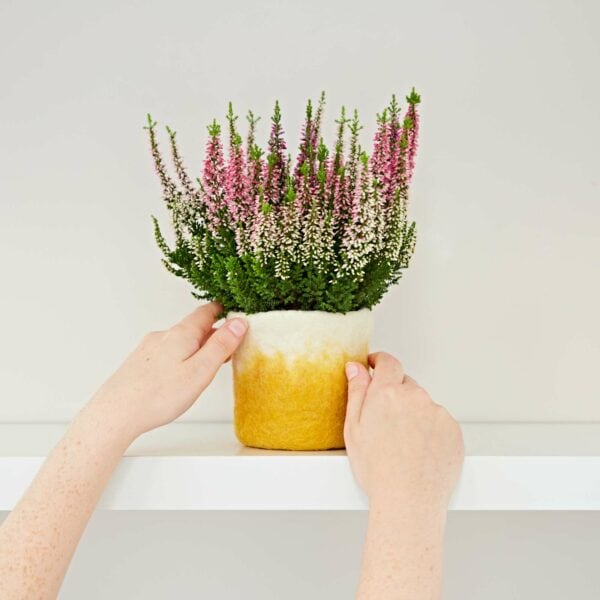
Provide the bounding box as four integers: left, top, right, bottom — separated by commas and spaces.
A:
1, 0, 599, 597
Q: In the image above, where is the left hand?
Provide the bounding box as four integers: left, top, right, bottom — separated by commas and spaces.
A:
344, 352, 463, 510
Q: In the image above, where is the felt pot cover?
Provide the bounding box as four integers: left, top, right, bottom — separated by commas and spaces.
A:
229, 309, 373, 450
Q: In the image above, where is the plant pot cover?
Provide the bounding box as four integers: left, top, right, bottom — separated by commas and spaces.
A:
229, 309, 373, 450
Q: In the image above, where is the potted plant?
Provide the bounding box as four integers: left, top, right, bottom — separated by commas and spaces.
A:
145, 89, 420, 450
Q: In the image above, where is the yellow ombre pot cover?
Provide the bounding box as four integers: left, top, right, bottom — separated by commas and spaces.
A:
229, 309, 373, 451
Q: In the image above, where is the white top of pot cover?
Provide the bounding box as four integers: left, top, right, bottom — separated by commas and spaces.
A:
228, 309, 373, 358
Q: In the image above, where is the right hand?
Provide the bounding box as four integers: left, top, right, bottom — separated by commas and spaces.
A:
88, 302, 248, 440
344, 352, 464, 511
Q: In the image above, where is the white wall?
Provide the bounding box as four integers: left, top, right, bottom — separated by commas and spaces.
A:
1, 0, 598, 423
1, 0, 599, 598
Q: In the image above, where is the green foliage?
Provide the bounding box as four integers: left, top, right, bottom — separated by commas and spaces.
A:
152, 214, 416, 314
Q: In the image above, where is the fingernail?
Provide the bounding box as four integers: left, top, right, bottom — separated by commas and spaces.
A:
227, 318, 248, 337
345, 362, 359, 380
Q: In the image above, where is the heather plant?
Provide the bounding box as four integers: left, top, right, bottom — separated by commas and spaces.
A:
146, 90, 420, 314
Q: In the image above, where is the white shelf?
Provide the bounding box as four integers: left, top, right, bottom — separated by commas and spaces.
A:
2, 423, 600, 511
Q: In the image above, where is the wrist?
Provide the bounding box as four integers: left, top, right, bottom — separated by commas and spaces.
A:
76, 392, 141, 451
368, 476, 450, 513
368, 490, 448, 531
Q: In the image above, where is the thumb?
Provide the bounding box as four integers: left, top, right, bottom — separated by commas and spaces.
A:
345, 362, 371, 427
186, 317, 248, 390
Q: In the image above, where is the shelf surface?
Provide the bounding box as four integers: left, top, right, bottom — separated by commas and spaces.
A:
2, 422, 600, 511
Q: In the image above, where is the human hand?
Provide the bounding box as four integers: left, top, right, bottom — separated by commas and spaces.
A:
0, 302, 247, 600
344, 352, 464, 511
88, 302, 247, 441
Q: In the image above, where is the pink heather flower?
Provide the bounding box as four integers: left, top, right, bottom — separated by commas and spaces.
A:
224, 104, 253, 253
399, 88, 422, 192
264, 101, 288, 206
166, 127, 197, 204
311, 92, 325, 151
294, 106, 318, 201
370, 116, 389, 185
202, 123, 227, 234
145, 115, 178, 203
294, 118, 311, 184
294, 94, 325, 206
246, 151, 265, 247
381, 111, 402, 208
371, 183, 386, 254
225, 143, 254, 253
225, 144, 247, 223
329, 156, 350, 227
343, 110, 364, 220
149, 90, 420, 290
405, 103, 420, 184
246, 152, 263, 203
340, 159, 375, 277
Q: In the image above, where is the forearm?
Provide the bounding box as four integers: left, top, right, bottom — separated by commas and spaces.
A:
357, 497, 447, 600
0, 396, 135, 600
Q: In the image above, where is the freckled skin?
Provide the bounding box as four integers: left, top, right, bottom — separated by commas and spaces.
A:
345, 353, 464, 600
0, 303, 248, 600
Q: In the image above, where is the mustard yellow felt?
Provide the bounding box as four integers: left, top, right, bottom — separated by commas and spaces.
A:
233, 349, 367, 451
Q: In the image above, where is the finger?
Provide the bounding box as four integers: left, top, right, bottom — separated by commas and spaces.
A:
164, 302, 223, 359
202, 328, 233, 363
345, 362, 371, 427
202, 327, 217, 344
176, 302, 223, 338
368, 352, 405, 385
187, 317, 248, 388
